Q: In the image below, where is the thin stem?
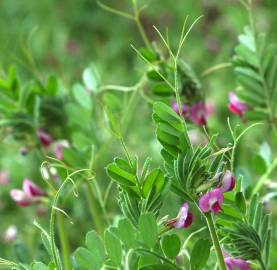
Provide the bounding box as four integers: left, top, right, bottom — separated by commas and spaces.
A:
97, 1, 134, 20
98, 84, 136, 93
205, 213, 227, 270
201, 63, 232, 77
131, 44, 175, 92
181, 226, 206, 251
120, 137, 133, 166
134, 15, 151, 49
57, 213, 71, 270
135, 248, 182, 270
252, 157, 277, 195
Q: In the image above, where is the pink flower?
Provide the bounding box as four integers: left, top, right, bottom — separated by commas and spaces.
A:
10, 189, 32, 207
10, 179, 46, 207
224, 257, 251, 270
37, 130, 53, 148
172, 102, 189, 118
221, 170, 235, 192
189, 101, 207, 126
0, 171, 9, 185
228, 92, 248, 117
167, 203, 194, 229
23, 179, 46, 197
172, 101, 210, 126
199, 188, 224, 214
55, 140, 70, 160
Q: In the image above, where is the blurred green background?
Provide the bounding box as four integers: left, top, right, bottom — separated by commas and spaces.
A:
1, 0, 277, 266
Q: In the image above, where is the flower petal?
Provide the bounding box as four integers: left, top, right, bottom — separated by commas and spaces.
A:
23, 179, 46, 197
222, 170, 235, 192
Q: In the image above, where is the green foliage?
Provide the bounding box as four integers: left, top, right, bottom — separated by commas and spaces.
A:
139, 213, 158, 249
153, 101, 227, 199
222, 194, 271, 267
190, 239, 211, 270
107, 156, 166, 225
233, 26, 277, 121
74, 230, 105, 270
161, 234, 181, 259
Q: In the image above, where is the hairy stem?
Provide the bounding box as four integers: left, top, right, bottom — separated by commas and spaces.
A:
205, 213, 226, 270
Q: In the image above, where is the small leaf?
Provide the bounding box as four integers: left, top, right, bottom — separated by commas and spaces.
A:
142, 168, 164, 197
82, 65, 100, 92
74, 247, 94, 269
104, 229, 122, 266
152, 83, 172, 96
118, 218, 136, 248
73, 83, 92, 110
190, 239, 211, 270
161, 234, 181, 259
235, 192, 246, 214
32, 262, 48, 270
47, 75, 59, 96
139, 213, 158, 248
139, 48, 159, 62
147, 70, 164, 81
106, 163, 136, 186
85, 230, 105, 264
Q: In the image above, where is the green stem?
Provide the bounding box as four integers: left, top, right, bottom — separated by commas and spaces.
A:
84, 182, 104, 235
135, 15, 151, 49
252, 157, 277, 195
135, 248, 182, 270
205, 213, 226, 270
57, 213, 72, 270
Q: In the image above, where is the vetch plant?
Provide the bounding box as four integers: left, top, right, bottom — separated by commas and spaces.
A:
0, 0, 276, 270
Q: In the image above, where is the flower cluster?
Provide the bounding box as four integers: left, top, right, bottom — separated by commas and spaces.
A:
10, 179, 47, 207
172, 101, 212, 126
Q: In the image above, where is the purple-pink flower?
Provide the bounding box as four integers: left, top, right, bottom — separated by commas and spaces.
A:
172, 101, 211, 126
228, 92, 248, 117
221, 170, 235, 192
189, 101, 207, 126
175, 202, 193, 228
10, 179, 47, 207
224, 257, 251, 270
199, 188, 224, 214
172, 101, 190, 118
167, 202, 194, 229
37, 130, 53, 148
